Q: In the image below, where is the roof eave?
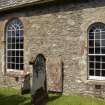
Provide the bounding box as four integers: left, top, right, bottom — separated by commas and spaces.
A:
0, 0, 54, 12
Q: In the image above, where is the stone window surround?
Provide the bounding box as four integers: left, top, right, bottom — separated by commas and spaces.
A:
1, 17, 28, 77
88, 22, 105, 80
80, 19, 105, 84
6, 18, 24, 72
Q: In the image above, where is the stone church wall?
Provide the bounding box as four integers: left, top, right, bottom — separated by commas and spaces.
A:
0, 0, 105, 97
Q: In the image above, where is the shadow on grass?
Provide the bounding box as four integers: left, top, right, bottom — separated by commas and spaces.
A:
0, 94, 31, 105
0, 92, 61, 105
48, 93, 62, 102
37, 92, 62, 105
41, 93, 62, 105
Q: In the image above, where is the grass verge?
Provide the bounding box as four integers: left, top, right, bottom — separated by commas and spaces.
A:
0, 88, 105, 105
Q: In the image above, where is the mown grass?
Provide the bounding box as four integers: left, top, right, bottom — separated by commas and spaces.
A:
0, 88, 31, 105
0, 88, 105, 105
47, 93, 105, 105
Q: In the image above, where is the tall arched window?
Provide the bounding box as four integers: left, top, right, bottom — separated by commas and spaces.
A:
88, 22, 105, 80
6, 18, 24, 71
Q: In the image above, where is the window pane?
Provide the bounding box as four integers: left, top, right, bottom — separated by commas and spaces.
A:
89, 48, 94, 54
20, 57, 23, 63
102, 63, 105, 69
7, 51, 11, 56
95, 56, 100, 61
101, 29, 105, 32
7, 57, 11, 62
16, 64, 19, 70
101, 32, 105, 39
12, 31, 15, 36
102, 70, 105, 76
12, 64, 15, 69
7, 31, 11, 36
16, 38, 19, 43
89, 40, 94, 47
7, 63, 11, 69
16, 44, 19, 49
89, 62, 94, 68
16, 30, 19, 36
102, 35, 105, 39
102, 56, 105, 62
95, 48, 100, 54
8, 37, 12, 43
89, 70, 94, 76
95, 29, 100, 33
16, 51, 19, 56
89, 35, 94, 39
89, 56, 94, 61
20, 44, 23, 49
20, 51, 23, 56
102, 47, 105, 54
12, 57, 15, 63
95, 32, 100, 39
12, 38, 15, 43
96, 63, 100, 69
8, 44, 11, 49
20, 38, 23, 43
20, 30, 24, 37
102, 40, 105, 46
8, 26, 12, 30
89, 29, 94, 33
95, 70, 100, 76
12, 51, 15, 56
16, 57, 19, 63
95, 40, 100, 47
12, 44, 15, 49
20, 64, 23, 70
89, 32, 94, 39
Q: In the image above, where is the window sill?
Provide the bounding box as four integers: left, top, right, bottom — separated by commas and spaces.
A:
89, 76, 105, 80
85, 77, 105, 85
6, 69, 25, 77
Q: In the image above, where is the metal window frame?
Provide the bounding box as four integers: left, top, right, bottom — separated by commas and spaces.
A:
88, 23, 105, 80
6, 19, 24, 71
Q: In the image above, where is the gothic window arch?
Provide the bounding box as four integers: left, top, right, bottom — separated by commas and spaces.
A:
6, 18, 24, 71
88, 22, 105, 80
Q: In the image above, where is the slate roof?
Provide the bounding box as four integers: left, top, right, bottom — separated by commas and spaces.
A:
0, 0, 54, 11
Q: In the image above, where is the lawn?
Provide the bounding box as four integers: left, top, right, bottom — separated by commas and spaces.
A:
0, 88, 31, 105
0, 88, 105, 105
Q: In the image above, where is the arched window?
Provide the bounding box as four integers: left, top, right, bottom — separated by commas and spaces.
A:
6, 18, 24, 71
88, 22, 105, 80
